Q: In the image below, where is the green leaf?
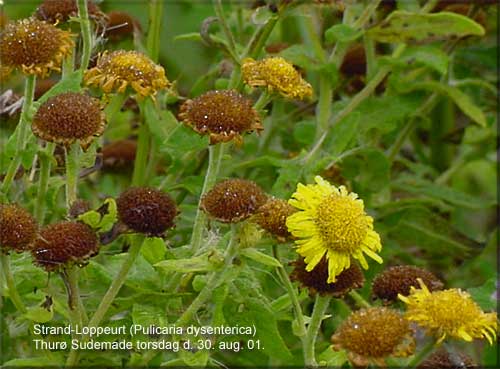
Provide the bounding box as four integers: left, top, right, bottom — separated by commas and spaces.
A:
77, 198, 118, 232
78, 210, 101, 229
162, 124, 209, 154
368, 11, 485, 44
154, 252, 219, 273
2, 358, 63, 367
132, 303, 166, 327
318, 347, 348, 367
324, 24, 363, 44
468, 278, 496, 311
278, 44, 318, 70
341, 148, 390, 195
140, 237, 166, 265
24, 306, 53, 323
143, 99, 178, 146
79, 140, 99, 169
326, 112, 360, 156
381, 46, 449, 75
293, 119, 316, 146
37, 70, 83, 104
240, 248, 282, 267
271, 158, 303, 198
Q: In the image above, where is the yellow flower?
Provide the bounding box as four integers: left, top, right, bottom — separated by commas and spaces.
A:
286, 176, 382, 283
399, 279, 498, 344
0, 18, 74, 78
242, 56, 313, 100
84, 50, 169, 97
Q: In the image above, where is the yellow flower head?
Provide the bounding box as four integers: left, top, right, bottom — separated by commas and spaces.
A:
0, 18, 74, 78
84, 50, 170, 98
399, 279, 498, 344
286, 176, 382, 283
242, 56, 313, 100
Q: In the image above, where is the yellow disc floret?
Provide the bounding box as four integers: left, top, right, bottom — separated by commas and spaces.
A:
286, 176, 382, 283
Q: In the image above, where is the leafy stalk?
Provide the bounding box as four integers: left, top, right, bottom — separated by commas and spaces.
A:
77, 0, 92, 71
146, 0, 164, 62
34, 143, 55, 224
303, 294, 331, 367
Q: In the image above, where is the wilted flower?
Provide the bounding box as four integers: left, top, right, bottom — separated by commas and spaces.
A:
417, 348, 476, 369
242, 56, 312, 99
253, 198, 296, 242
84, 50, 169, 97
32, 92, 105, 147
399, 279, 498, 344
286, 176, 382, 283
0, 18, 74, 77
179, 90, 262, 145
331, 307, 414, 367
0, 203, 38, 253
201, 179, 267, 223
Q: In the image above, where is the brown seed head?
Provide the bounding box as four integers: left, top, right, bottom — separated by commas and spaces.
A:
0, 18, 74, 77
102, 139, 137, 170
253, 198, 296, 241
340, 44, 366, 77
34, 0, 104, 23
32, 92, 106, 147
104, 11, 141, 40
0, 203, 38, 253
117, 187, 177, 235
372, 265, 444, 303
84, 50, 169, 97
417, 348, 476, 369
32, 221, 99, 271
179, 90, 263, 145
201, 179, 267, 223
332, 307, 415, 366
291, 257, 364, 297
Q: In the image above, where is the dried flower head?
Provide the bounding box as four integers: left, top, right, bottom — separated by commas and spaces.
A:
291, 257, 364, 297
253, 198, 296, 242
84, 50, 169, 97
179, 90, 263, 145
340, 44, 366, 77
332, 307, 414, 367
286, 176, 382, 283
117, 187, 177, 235
417, 348, 476, 369
242, 56, 313, 99
104, 11, 141, 40
0, 18, 74, 77
372, 265, 444, 303
32, 92, 105, 147
102, 139, 137, 170
0, 203, 37, 253
201, 179, 267, 223
34, 0, 105, 24
32, 221, 99, 271
399, 279, 498, 344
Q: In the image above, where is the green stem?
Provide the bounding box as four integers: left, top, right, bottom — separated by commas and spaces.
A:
348, 290, 371, 308
65, 142, 81, 210
214, 0, 239, 63
104, 93, 126, 125
303, 294, 331, 367
62, 267, 87, 329
77, 0, 92, 71
35, 143, 55, 224
0, 253, 27, 313
245, 16, 279, 59
189, 143, 225, 253
1, 74, 36, 195
177, 226, 239, 327
132, 120, 150, 186
146, 0, 163, 62
315, 77, 332, 142
66, 235, 145, 366
407, 340, 436, 368
363, 35, 376, 80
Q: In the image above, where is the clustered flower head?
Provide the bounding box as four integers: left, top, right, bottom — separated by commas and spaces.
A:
286, 176, 382, 283
84, 50, 170, 98
0, 18, 74, 77
32, 92, 106, 147
0, 203, 37, 253
179, 90, 263, 145
290, 257, 364, 297
117, 187, 177, 236
372, 265, 443, 303
201, 179, 267, 223
32, 221, 99, 271
417, 348, 476, 369
331, 307, 415, 367
242, 56, 313, 100
34, 0, 105, 24
399, 279, 498, 344
252, 198, 296, 242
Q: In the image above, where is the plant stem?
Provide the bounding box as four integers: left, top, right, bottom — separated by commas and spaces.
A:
146, 0, 163, 62
303, 294, 331, 367
1, 74, 36, 195
348, 290, 371, 308
0, 253, 27, 313
132, 117, 150, 186
62, 267, 87, 328
65, 142, 81, 210
35, 143, 55, 224
104, 93, 126, 125
407, 340, 436, 368
177, 226, 239, 327
66, 235, 145, 366
363, 35, 376, 80
189, 143, 225, 253
315, 77, 332, 142
77, 0, 92, 71
214, 0, 239, 63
